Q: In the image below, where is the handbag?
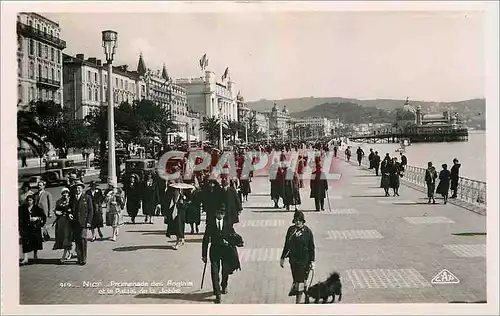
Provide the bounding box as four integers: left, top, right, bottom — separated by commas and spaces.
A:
42, 227, 51, 242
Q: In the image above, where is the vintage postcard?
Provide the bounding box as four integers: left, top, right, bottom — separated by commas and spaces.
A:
1, 1, 498, 315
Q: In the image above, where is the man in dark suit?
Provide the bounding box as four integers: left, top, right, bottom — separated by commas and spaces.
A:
71, 181, 93, 265
310, 167, 328, 212
220, 177, 242, 227
373, 151, 381, 176
202, 208, 241, 304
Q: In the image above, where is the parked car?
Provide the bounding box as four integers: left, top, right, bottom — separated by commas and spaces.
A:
41, 159, 83, 186
122, 159, 157, 183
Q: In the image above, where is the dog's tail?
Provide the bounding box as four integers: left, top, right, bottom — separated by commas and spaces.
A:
328, 272, 340, 282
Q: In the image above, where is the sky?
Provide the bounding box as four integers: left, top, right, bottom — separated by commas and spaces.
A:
44, 11, 485, 103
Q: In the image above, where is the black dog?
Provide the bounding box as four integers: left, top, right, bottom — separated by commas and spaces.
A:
304, 272, 342, 304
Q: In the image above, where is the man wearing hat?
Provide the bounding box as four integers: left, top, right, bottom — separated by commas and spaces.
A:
71, 181, 93, 265
202, 207, 241, 304
280, 210, 315, 304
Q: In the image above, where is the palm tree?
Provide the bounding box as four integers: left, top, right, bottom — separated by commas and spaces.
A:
226, 120, 242, 142
17, 107, 47, 157
200, 116, 222, 145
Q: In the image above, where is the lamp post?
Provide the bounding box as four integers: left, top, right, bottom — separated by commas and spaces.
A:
219, 104, 223, 151
102, 30, 118, 187
245, 118, 248, 144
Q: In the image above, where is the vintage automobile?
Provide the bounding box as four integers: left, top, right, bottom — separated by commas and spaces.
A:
98, 149, 130, 183
41, 159, 83, 186
122, 159, 157, 183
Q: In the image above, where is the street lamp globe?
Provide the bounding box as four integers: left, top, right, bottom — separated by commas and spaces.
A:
102, 30, 118, 62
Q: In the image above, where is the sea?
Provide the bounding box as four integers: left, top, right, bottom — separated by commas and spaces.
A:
348, 131, 487, 182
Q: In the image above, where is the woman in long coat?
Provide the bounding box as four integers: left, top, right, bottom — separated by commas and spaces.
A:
53, 188, 74, 262
19, 195, 47, 264
125, 174, 142, 224
270, 159, 284, 208
436, 164, 451, 204
283, 168, 301, 211
310, 167, 328, 212
380, 157, 391, 197
280, 211, 315, 304
166, 185, 188, 249
142, 173, 160, 224
389, 157, 402, 196
86, 181, 104, 241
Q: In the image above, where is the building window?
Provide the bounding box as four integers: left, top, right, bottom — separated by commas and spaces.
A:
18, 85, 23, 103
18, 60, 22, 77
29, 87, 34, 102
89, 87, 92, 101
51, 48, 54, 61
115, 78, 118, 87
103, 88, 107, 102
38, 65, 42, 78
44, 26, 47, 33
51, 68, 54, 80
95, 89, 99, 101
50, 30, 53, 37
94, 73, 97, 83
29, 20, 33, 27
57, 51, 60, 63
45, 45, 48, 59
52, 91, 56, 101
57, 92, 60, 101
104, 74, 107, 85
37, 42, 42, 57
17, 36, 22, 52
57, 70, 60, 81
29, 62, 34, 79
44, 66, 48, 78
88, 71, 91, 82
29, 39, 34, 55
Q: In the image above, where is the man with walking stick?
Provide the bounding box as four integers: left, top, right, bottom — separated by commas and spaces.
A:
201, 207, 241, 304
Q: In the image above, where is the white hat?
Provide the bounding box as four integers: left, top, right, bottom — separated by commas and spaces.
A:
169, 182, 195, 190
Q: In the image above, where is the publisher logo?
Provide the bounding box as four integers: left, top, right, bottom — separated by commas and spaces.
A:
431, 269, 460, 284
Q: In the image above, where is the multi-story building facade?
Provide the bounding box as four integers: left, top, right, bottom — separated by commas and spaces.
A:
253, 111, 269, 135
63, 53, 141, 119
269, 104, 293, 138
176, 71, 238, 121
138, 54, 200, 140
17, 12, 66, 108
295, 116, 334, 138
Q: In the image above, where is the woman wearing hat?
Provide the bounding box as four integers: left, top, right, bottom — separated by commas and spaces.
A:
166, 183, 193, 249
19, 181, 33, 206
105, 184, 125, 241
280, 210, 315, 304
124, 174, 142, 224
53, 188, 74, 262
141, 173, 160, 224
86, 181, 105, 241
436, 164, 452, 204
19, 194, 47, 264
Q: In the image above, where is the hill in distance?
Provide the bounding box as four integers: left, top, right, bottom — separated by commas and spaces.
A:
246, 97, 486, 129
246, 97, 485, 114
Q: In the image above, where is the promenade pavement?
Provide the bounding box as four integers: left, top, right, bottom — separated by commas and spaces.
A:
19, 156, 486, 304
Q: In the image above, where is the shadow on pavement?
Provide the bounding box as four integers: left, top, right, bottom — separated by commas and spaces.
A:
244, 206, 275, 210
252, 210, 319, 213
113, 245, 175, 252
127, 230, 165, 234
452, 232, 486, 236
350, 195, 388, 198
21, 258, 76, 266
134, 291, 214, 303
449, 300, 486, 303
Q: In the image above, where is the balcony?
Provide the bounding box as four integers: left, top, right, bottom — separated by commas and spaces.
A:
36, 77, 61, 89
17, 22, 66, 49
